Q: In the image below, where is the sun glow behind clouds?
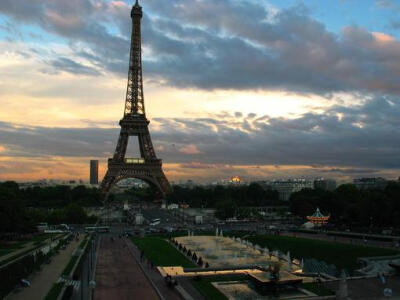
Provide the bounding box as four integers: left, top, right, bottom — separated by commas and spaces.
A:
2, 0, 400, 182
0, 40, 339, 128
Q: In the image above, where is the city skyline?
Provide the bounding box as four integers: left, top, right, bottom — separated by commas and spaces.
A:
1, 0, 400, 182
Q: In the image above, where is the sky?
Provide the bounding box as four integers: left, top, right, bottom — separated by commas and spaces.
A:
0, 0, 400, 183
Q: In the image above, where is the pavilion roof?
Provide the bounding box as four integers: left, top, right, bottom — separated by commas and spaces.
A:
310, 208, 327, 218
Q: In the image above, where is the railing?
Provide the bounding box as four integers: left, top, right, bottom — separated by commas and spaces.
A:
108, 158, 162, 166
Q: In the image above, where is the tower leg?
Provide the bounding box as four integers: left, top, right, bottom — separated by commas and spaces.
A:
100, 170, 118, 202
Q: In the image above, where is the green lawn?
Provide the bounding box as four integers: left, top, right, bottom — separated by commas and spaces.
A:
62, 237, 88, 277
246, 234, 399, 272
0, 249, 15, 257
44, 282, 64, 300
0, 241, 29, 258
130, 235, 340, 299
32, 233, 57, 246
0, 233, 56, 257
131, 237, 196, 267
0, 233, 60, 266
62, 255, 79, 277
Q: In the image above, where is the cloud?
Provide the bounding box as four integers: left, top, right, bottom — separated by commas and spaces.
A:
47, 57, 101, 75
1, 0, 400, 96
319, 168, 379, 174
178, 144, 201, 155
0, 96, 399, 174
179, 162, 216, 169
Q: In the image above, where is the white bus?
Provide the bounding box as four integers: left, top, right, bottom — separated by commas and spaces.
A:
149, 218, 161, 226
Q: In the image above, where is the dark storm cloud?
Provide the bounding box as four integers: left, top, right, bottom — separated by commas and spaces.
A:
320, 168, 379, 174
1, 97, 399, 172
2, 0, 400, 96
0, 122, 119, 158
47, 57, 101, 75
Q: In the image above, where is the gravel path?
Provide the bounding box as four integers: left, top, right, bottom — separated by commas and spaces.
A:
94, 237, 159, 300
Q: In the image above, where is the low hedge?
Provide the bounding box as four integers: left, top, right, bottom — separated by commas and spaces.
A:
44, 282, 64, 300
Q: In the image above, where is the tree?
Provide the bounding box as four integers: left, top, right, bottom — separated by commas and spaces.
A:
0, 182, 35, 234
64, 203, 87, 224
215, 199, 236, 220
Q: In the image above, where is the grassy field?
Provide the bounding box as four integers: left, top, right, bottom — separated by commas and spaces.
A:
44, 282, 64, 300
0, 240, 31, 258
131, 235, 340, 299
131, 237, 197, 267
246, 234, 399, 272
62, 237, 89, 277
0, 233, 59, 265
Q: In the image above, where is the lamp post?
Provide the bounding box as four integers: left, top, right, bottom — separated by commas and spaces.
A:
89, 280, 96, 300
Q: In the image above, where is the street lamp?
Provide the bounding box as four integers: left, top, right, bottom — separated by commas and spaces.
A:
89, 280, 96, 300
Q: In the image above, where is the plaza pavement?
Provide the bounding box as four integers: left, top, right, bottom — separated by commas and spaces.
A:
125, 238, 203, 300
6, 236, 82, 300
93, 237, 160, 300
325, 276, 400, 299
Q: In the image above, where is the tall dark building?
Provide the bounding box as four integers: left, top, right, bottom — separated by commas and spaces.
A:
90, 160, 99, 185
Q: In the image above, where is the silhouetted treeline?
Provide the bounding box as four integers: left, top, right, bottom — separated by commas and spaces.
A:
0, 181, 35, 234
20, 184, 102, 207
167, 183, 282, 208
0, 182, 99, 235
290, 182, 400, 228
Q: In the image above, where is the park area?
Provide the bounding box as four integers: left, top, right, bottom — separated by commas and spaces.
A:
131, 232, 400, 299
132, 236, 197, 268
0, 233, 61, 266
246, 234, 399, 273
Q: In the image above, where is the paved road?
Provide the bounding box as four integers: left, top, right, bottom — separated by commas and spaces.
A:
94, 237, 159, 300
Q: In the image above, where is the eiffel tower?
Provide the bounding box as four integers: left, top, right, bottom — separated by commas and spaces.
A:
100, 0, 171, 201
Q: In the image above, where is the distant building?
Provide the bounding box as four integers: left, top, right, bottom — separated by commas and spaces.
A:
230, 176, 241, 185
175, 179, 195, 189
353, 177, 387, 190
260, 179, 313, 201
314, 178, 337, 191
90, 160, 99, 185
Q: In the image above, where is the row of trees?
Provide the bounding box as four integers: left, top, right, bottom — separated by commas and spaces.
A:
0, 182, 35, 234
290, 182, 400, 228
166, 183, 283, 220
20, 184, 102, 207
167, 183, 281, 208
0, 181, 98, 235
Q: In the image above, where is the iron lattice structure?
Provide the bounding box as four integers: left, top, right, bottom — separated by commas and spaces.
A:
100, 0, 171, 201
